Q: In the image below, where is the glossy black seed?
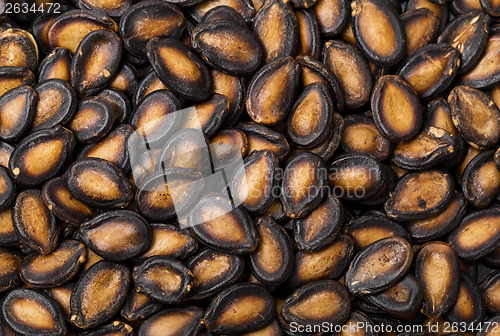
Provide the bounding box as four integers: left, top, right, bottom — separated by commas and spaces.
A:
2, 288, 67, 336
32, 79, 76, 132
0, 85, 37, 142
66, 158, 133, 208
133, 256, 193, 304
204, 283, 275, 334
70, 260, 131, 329
9, 125, 75, 186
192, 20, 263, 76
80, 210, 152, 261
147, 38, 213, 101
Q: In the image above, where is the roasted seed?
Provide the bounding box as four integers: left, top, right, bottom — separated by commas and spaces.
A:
96, 88, 131, 126
13, 189, 60, 254
138, 307, 204, 336
37, 48, 72, 83
66, 158, 133, 208
237, 122, 290, 161
447, 274, 484, 324
0, 85, 36, 142
79, 124, 133, 171
0, 247, 21, 292
32, 13, 58, 54
210, 127, 249, 170
366, 274, 422, 314
9, 125, 75, 186
401, 8, 440, 57
47, 10, 118, 54
42, 177, 94, 225
120, 286, 162, 322
188, 194, 259, 254
132, 70, 171, 107
384, 169, 454, 221
76, 0, 132, 17
351, 0, 406, 66
186, 248, 244, 300
392, 126, 456, 170
211, 69, 246, 126
192, 20, 263, 76
130, 89, 182, 144
460, 32, 500, 89
188, 0, 255, 23
371, 75, 422, 143
0, 29, 38, 70
407, 191, 467, 242
182, 93, 229, 137
289, 234, 354, 287
133, 256, 193, 304
20, 240, 86, 288
155, 128, 212, 175
109, 63, 138, 98
322, 40, 373, 109
282, 280, 351, 326
0, 66, 35, 98
450, 0, 483, 14
0, 207, 19, 247
139, 223, 197, 261
481, 271, 500, 314
287, 83, 334, 148
70, 260, 131, 329
329, 153, 387, 202
295, 9, 321, 60
461, 149, 500, 208
70, 29, 122, 97
415, 241, 460, 317
229, 149, 278, 214
448, 85, 500, 150
246, 56, 300, 126
345, 214, 411, 250
252, 0, 298, 63
135, 168, 204, 222
202, 5, 247, 26
147, 37, 213, 101
345, 236, 413, 295
293, 194, 343, 252
32, 79, 76, 132
119, 1, 184, 59
341, 115, 394, 161
80, 210, 152, 261
204, 283, 275, 334
457, 145, 483, 180
313, 0, 348, 36
449, 209, 500, 260
437, 12, 490, 74
249, 217, 293, 285
2, 288, 67, 336
424, 97, 467, 169
281, 152, 326, 218
398, 43, 461, 100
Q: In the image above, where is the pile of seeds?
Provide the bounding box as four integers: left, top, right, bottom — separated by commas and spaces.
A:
0, 0, 500, 334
